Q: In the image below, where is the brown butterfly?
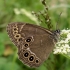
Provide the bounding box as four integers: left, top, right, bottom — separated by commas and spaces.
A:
7, 22, 60, 67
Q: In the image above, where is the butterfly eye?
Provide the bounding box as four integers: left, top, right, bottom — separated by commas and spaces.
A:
29, 56, 34, 61
55, 30, 60, 33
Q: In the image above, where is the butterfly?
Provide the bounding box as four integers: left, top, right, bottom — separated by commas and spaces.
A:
6, 0, 60, 68
7, 22, 60, 67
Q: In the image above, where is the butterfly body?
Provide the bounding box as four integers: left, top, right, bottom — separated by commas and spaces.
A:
7, 22, 60, 67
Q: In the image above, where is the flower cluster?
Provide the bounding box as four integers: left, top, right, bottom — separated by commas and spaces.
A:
53, 29, 70, 54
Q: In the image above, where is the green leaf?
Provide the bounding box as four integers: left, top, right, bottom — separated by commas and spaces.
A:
0, 32, 9, 43
37, 64, 47, 70
0, 43, 5, 55
0, 32, 9, 55
0, 57, 7, 70
4, 62, 20, 70
0, 57, 20, 70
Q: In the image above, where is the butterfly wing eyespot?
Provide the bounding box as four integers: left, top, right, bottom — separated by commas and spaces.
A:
13, 27, 18, 31
18, 49, 30, 59
36, 60, 39, 63
26, 38, 31, 42
18, 37, 23, 41
24, 52, 29, 58
25, 37, 34, 43
14, 34, 21, 39
13, 31, 18, 34
28, 55, 35, 62
24, 43, 29, 48
23, 50, 30, 58
35, 57, 40, 64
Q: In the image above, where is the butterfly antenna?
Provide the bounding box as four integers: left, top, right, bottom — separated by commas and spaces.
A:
56, 12, 62, 30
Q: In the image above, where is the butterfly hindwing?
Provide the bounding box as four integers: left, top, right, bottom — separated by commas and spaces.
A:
7, 22, 55, 67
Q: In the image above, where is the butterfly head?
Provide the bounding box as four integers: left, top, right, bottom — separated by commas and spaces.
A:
53, 29, 60, 42
54, 29, 60, 34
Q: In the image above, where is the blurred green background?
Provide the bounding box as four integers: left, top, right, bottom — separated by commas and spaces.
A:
0, 0, 70, 70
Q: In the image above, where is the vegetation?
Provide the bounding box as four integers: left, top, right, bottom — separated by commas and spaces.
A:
0, 0, 70, 70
